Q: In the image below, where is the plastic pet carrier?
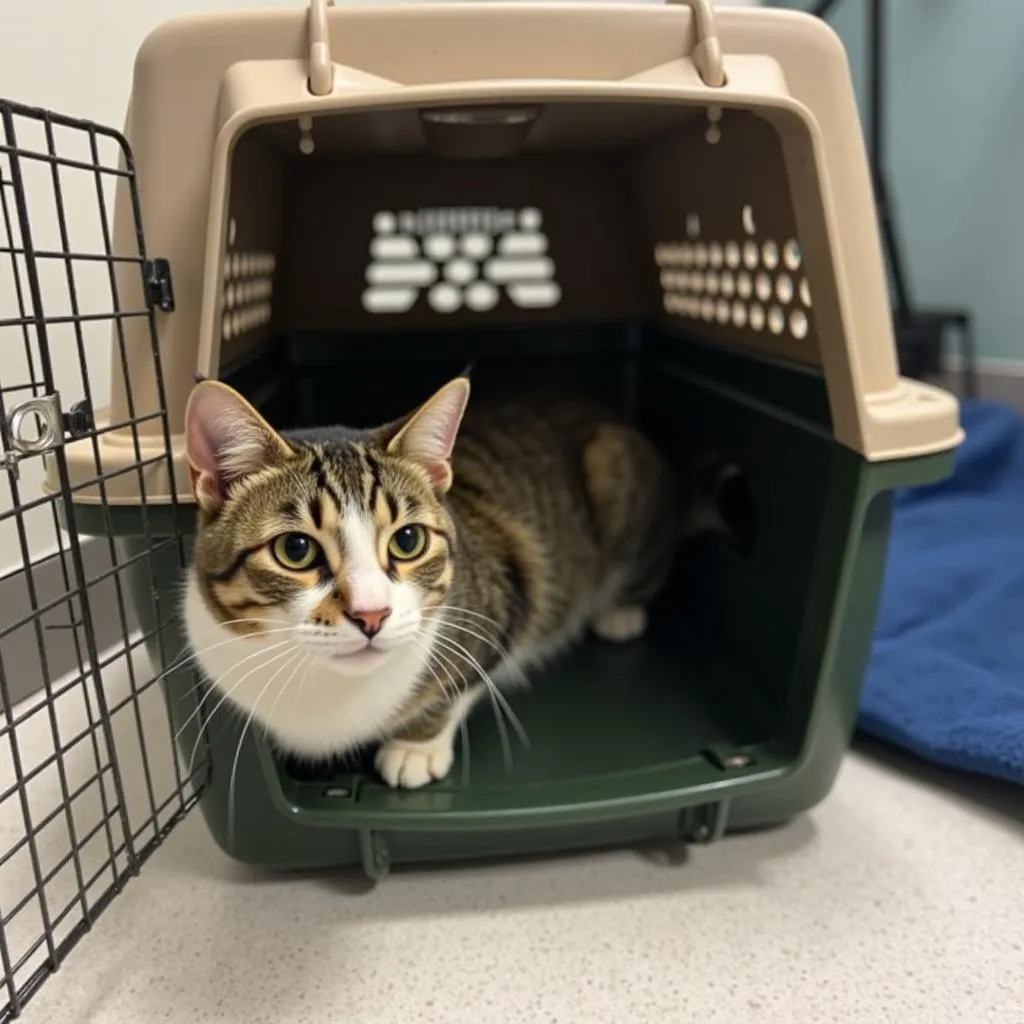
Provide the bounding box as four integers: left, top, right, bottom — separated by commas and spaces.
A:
0, 4, 961, 1005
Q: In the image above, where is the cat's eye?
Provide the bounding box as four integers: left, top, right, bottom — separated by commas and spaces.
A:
388, 524, 428, 561
271, 532, 322, 571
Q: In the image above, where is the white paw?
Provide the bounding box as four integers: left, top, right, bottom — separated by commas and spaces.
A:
374, 736, 455, 789
592, 605, 648, 643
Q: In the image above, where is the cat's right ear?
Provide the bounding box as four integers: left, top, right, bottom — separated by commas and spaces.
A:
184, 380, 291, 513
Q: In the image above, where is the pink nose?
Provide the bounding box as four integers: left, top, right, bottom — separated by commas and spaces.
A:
345, 607, 391, 638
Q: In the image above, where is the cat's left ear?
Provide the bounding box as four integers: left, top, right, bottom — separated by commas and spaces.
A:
387, 377, 470, 492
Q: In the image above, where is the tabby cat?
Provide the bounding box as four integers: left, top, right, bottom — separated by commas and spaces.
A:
183, 375, 716, 789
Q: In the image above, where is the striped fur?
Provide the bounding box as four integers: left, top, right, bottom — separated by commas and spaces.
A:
183, 377, 688, 789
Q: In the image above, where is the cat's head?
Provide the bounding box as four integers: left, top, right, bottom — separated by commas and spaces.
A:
183, 376, 469, 679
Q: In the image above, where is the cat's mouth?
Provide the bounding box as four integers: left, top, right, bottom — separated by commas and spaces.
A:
328, 644, 391, 665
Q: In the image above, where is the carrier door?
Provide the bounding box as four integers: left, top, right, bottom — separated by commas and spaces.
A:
0, 99, 198, 1023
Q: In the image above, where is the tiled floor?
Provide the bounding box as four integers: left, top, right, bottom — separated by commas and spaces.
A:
2, 646, 1023, 1024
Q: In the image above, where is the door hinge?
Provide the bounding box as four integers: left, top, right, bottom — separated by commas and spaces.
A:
143, 257, 175, 312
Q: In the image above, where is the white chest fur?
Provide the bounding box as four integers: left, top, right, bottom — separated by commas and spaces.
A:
182, 576, 435, 759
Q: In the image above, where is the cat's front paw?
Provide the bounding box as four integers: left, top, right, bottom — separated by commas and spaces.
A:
592, 604, 648, 643
375, 736, 455, 789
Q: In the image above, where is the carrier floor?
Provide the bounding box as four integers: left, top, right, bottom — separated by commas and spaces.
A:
282, 626, 770, 800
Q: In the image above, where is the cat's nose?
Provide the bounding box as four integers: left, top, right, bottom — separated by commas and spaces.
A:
344, 607, 391, 638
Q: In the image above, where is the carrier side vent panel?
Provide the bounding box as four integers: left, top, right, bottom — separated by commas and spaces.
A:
221, 222, 275, 343
631, 110, 821, 367
655, 221, 811, 342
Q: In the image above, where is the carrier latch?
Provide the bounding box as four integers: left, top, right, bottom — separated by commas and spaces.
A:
2, 394, 94, 479
667, 0, 726, 88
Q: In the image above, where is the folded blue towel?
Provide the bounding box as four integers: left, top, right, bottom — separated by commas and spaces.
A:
860, 400, 1024, 785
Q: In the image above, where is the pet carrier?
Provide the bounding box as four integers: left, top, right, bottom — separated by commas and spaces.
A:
2, 1, 961, 962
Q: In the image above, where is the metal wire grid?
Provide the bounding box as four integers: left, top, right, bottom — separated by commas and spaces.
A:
0, 100, 203, 1022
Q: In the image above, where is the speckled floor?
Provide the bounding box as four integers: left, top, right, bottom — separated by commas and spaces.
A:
3, 647, 1023, 1024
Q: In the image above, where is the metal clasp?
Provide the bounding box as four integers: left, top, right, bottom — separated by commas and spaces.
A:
3, 394, 62, 479
2, 394, 93, 479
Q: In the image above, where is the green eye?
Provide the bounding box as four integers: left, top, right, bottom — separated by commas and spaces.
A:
388, 524, 428, 561
272, 532, 321, 570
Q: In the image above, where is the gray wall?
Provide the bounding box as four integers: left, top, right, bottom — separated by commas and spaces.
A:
773, 0, 1024, 363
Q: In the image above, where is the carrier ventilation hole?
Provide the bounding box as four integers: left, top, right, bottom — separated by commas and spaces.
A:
656, 242, 813, 341
363, 207, 560, 314
221, 245, 275, 339
790, 310, 809, 339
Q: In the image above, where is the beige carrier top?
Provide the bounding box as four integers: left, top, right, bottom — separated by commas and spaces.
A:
45, 1, 962, 506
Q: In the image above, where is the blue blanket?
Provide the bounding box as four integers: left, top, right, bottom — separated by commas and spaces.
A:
860, 400, 1024, 785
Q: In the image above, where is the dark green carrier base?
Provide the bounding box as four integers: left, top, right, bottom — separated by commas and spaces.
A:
74, 335, 953, 877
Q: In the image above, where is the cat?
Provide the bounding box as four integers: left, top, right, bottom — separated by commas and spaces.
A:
182, 374, 720, 789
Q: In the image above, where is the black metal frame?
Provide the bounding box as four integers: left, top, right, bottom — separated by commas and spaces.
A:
0, 100, 200, 1023
812, 0, 977, 396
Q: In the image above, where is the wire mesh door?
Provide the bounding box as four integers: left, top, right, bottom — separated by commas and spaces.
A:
0, 100, 202, 1022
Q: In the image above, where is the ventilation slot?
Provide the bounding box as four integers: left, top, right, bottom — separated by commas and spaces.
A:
221, 220, 275, 341
362, 206, 561, 315
655, 223, 812, 343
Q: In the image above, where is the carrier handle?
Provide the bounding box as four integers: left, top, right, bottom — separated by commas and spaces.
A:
305, 0, 724, 94
667, 0, 725, 87
308, 0, 335, 96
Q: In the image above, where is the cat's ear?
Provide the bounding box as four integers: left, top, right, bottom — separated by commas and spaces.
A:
387, 377, 470, 492
184, 380, 291, 512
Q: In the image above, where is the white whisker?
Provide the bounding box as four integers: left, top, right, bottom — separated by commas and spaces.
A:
430, 632, 530, 748
261, 653, 311, 741
424, 605, 506, 632
407, 636, 457, 709
185, 643, 296, 779
228, 651, 305, 845
158, 625, 297, 699
430, 633, 529, 773
173, 636, 294, 746
416, 635, 488, 781
432, 618, 530, 688
419, 644, 472, 784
